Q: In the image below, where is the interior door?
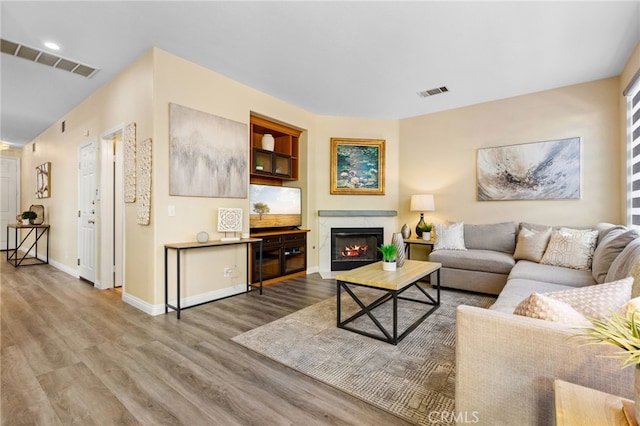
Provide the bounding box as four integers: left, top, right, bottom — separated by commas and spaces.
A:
78, 140, 97, 282
0, 157, 19, 250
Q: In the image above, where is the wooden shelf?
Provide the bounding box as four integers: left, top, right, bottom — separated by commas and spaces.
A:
250, 115, 301, 184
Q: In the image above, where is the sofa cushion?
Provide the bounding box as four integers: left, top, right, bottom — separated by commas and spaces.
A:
513, 226, 552, 263
429, 249, 515, 275
540, 228, 598, 271
433, 222, 466, 251
513, 293, 591, 327
490, 278, 576, 313
541, 277, 633, 320
606, 238, 640, 284
464, 222, 517, 254
592, 228, 639, 283
509, 260, 595, 287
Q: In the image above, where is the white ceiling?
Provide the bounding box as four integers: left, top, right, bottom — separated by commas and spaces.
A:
2, 1, 639, 147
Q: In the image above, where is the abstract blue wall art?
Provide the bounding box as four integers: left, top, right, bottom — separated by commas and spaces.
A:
477, 137, 581, 201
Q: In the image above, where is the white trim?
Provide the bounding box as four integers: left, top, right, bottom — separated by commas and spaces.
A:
122, 284, 248, 316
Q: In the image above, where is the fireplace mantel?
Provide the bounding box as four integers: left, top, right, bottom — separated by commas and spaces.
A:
318, 210, 397, 217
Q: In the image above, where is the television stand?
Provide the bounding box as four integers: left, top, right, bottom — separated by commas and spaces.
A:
250, 228, 309, 286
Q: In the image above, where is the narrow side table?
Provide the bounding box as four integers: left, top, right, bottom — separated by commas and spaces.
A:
6, 223, 50, 267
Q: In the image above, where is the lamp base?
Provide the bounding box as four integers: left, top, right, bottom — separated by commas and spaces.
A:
415, 214, 426, 238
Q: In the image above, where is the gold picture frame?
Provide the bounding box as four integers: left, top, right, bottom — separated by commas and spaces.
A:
330, 138, 385, 195
35, 162, 51, 199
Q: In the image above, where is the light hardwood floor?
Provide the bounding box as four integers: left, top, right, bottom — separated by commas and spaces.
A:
1, 262, 411, 425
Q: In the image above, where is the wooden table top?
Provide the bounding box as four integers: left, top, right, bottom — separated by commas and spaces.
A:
335, 260, 441, 291
165, 237, 262, 250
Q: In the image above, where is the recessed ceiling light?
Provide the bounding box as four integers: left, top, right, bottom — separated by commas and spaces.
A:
44, 41, 60, 51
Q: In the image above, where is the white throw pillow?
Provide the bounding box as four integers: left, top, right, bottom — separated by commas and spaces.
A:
540, 228, 598, 271
513, 293, 591, 327
513, 226, 552, 263
433, 222, 467, 251
544, 277, 633, 320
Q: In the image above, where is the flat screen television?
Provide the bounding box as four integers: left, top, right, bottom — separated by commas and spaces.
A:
249, 184, 302, 230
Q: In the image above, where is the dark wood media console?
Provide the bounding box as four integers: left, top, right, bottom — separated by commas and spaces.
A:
250, 228, 309, 286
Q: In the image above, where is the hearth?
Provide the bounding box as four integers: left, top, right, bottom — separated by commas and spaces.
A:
331, 227, 383, 271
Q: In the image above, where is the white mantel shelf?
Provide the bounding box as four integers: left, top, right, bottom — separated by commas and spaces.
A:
318, 210, 397, 217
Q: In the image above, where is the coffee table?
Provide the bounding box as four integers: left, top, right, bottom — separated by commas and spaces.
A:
335, 260, 441, 345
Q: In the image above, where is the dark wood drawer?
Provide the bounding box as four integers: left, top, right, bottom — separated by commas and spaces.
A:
283, 233, 306, 243
261, 235, 282, 246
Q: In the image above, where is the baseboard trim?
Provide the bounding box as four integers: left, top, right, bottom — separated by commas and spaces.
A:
123, 283, 249, 316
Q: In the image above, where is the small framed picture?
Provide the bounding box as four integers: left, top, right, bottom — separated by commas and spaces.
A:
35, 162, 51, 198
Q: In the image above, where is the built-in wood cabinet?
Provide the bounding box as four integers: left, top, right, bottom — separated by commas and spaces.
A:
250, 115, 301, 184
250, 229, 309, 286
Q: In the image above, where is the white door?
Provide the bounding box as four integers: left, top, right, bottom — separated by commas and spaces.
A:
0, 157, 20, 250
78, 140, 97, 282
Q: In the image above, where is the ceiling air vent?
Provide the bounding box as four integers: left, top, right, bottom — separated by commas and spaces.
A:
1, 38, 98, 78
417, 86, 449, 98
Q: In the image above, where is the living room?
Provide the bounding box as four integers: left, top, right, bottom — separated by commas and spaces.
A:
2, 1, 640, 424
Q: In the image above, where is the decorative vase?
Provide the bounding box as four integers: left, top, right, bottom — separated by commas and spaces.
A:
391, 232, 406, 268
261, 134, 275, 151
634, 364, 640, 424
383, 260, 396, 271
415, 215, 426, 238
401, 224, 411, 239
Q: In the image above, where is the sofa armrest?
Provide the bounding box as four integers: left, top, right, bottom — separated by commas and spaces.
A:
456, 305, 633, 426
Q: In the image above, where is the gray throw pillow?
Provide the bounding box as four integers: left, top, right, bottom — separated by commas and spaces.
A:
592, 228, 639, 283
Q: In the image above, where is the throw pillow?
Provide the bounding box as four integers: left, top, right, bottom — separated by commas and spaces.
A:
591, 228, 639, 283
544, 277, 633, 320
433, 222, 467, 251
513, 226, 552, 263
540, 228, 598, 271
513, 293, 591, 327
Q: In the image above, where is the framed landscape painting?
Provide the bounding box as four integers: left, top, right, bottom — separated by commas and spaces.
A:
330, 138, 385, 195
477, 137, 581, 201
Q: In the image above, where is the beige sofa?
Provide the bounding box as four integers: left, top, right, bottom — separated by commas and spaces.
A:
429, 222, 640, 425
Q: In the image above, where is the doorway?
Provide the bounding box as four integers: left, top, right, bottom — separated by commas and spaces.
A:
0, 156, 20, 250
99, 126, 125, 290
78, 139, 97, 282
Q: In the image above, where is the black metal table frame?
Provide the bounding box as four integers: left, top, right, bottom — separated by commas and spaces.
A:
337, 268, 440, 345
164, 239, 263, 319
6, 224, 50, 267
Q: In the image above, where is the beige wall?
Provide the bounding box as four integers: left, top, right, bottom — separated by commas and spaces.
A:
398, 77, 622, 230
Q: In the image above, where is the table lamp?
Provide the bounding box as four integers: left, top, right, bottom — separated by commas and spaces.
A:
410, 194, 435, 238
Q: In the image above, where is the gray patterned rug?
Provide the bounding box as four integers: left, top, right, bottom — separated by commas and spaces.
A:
232, 284, 495, 425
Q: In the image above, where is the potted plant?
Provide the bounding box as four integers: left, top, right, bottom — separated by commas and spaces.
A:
255, 157, 265, 171
417, 222, 433, 240
378, 244, 398, 271
21, 210, 37, 225
578, 305, 640, 422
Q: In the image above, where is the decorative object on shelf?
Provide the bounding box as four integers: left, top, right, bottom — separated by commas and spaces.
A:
576, 304, 640, 424
35, 162, 51, 198
261, 133, 275, 151
410, 194, 435, 238
196, 231, 209, 243
391, 232, 405, 268
255, 156, 264, 171
378, 243, 397, 271
330, 138, 385, 195
29, 205, 44, 225
136, 138, 152, 225
169, 103, 248, 198
401, 224, 411, 239
419, 223, 433, 240
477, 137, 581, 201
124, 122, 136, 203
218, 207, 243, 241
21, 210, 36, 225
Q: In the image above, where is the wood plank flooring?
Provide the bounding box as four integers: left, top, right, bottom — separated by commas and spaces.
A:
1, 262, 412, 425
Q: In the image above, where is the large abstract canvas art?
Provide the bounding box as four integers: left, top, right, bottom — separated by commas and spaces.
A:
169, 103, 248, 198
477, 137, 581, 201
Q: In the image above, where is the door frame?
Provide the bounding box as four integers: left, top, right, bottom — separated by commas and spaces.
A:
1, 156, 20, 250
98, 124, 125, 291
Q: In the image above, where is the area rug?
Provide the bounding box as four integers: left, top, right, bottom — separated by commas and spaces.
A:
232, 285, 496, 425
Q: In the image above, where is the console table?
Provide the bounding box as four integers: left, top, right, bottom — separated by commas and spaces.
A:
164, 237, 263, 319
6, 223, 50, 267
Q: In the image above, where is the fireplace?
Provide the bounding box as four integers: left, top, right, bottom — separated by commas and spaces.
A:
331, 227, 383, 271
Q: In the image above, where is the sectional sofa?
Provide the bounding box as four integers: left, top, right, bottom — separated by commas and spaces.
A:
428, 222, 640, 425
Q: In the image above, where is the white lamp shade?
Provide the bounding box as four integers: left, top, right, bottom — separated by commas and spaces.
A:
410, 194, 435, 212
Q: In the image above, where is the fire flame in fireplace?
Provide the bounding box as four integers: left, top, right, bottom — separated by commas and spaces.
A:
341, 244, 369, 258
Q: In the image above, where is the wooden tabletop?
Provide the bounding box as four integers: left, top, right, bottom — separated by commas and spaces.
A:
165, 238, 262, 250
7, 223, 50, 229
335, 260, 441, 291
